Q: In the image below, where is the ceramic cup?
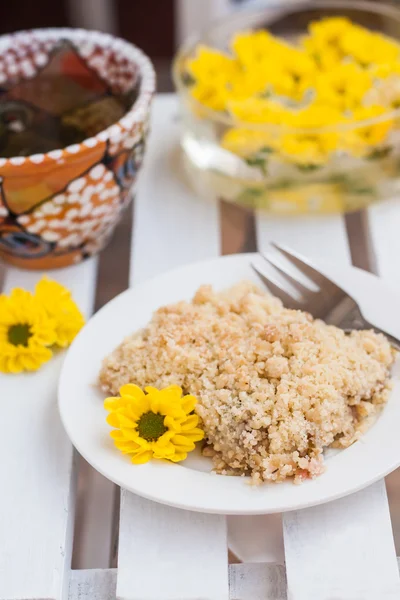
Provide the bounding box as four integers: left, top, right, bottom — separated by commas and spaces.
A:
0, 28, 155, 269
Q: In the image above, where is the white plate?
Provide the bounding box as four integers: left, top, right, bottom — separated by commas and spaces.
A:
58, 253, 400, 515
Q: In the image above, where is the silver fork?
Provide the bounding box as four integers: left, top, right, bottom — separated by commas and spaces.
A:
252, 243, 400, 350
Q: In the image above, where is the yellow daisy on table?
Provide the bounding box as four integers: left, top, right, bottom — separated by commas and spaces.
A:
105, 384, 205, 464
0, 288, 56, 373
35, 277, 85, 347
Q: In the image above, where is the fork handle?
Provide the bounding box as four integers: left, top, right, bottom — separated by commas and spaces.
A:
340, 303, 400, 351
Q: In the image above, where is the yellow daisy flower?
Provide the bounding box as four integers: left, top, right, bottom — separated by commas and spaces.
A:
315, 63, 372, 111
0, 288, 56, 373
232, 30, 288, 70
341, 27, 400, 67
308, 16, 354, 47
341, 105, 393, 156
190, 79, 229, 112
105, 384, 205, 464
188, 45, 238, 84
35, 277, 85, 347
277, 104, 343, 165
302, 17, 353, 69
267, 49, 317, 102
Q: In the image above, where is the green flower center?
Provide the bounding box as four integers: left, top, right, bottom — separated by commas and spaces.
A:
8, 323, 32, 347
137, 411, 168, 441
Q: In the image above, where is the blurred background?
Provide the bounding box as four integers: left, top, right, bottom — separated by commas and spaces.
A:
3, 0, 400, 91
0, 0, 320, 93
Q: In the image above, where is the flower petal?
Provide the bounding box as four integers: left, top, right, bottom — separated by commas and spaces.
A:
180, 414, 200, 430
120, 384, 145, 400
164, 415, 181, 432
182, 428, 205, 443
182, 395, 197, 414
169, 451, 188, 463
171, 434, 196, 452
131, 450, 153, 464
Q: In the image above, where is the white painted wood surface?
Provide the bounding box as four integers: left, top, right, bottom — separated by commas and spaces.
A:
70, 569, 117, 600
256, 211, 400, 598
229, 563, 287, 600
130, 94, 220, 285
368, 198, 400, 284
0, 259, 98, 600
117, 94, 228, 600
118, 495, 229, 600
283, 483, 400, 600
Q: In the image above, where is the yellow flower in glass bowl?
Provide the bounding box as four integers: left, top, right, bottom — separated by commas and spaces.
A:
342, 26, 400, 67
232, 29, 286, 70
188, 45, 238, 84
315, 63, 373, 112
341, 105, 394, 157
105, 384, 204, 464
277, 104, 343, 167
174, 3, 400, 214
35, 278, 85, 348
267, 48, 317, 102
0, 289, 56, 373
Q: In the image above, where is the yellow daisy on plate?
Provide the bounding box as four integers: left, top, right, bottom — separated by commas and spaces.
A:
35, 277, 85, 347
0, 288, 56, 373
105, 384, 205, 464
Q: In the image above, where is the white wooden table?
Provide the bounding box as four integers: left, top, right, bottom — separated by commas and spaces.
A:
2, 94, 400, 600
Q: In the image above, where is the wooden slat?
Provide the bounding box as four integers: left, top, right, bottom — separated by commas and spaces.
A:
118, 495, 228, 600
368, 198, 400, 283
69, 569, 117, 600
283, 483, 400, 600
256, 213, 350, 263
131, 93, 220, 285
116, 94, 228, 600
0, 259, 98, 600
256, 212, 400, 599
229, 564, 286, 600
69, 564, 286, 600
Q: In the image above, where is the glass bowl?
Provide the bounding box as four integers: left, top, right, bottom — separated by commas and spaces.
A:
173, 0, 400, 215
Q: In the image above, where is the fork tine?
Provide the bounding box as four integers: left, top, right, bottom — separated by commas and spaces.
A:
251, 263, 303, 310
260, 252, 317, 297
271, 243, 342, 293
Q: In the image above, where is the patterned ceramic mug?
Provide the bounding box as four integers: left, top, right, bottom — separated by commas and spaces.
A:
0, 28, 155, 269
